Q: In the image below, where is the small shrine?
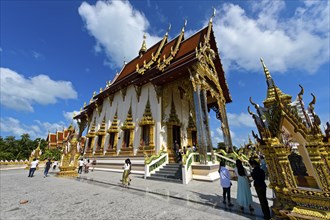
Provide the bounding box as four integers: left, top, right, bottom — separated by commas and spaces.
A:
57, 124, 84, 177
248, 58, 330, 219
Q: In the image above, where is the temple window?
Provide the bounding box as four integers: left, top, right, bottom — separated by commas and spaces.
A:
97, 135, 102, 149
108, 133, 115, 149
123, 130, 130, 148
141, 125, 150, 146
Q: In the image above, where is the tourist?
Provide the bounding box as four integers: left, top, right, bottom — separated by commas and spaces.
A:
52, 160, 58, 170
121, 158, 131, 186
176, 149, 182, 163
183, 146, 187, 155
78, 159, 84, 174
260, 156, 268, 178
44, 159, 52, 178
218, 160, 233, 207
192, 143, 197, 152
84, 159, 90, 173
250, 159, 271, 220
91, 158, 97, 172
28, 158, 38, 177
235, 159, 254, 212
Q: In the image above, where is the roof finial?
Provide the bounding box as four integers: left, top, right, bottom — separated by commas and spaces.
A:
166, 23, 171, 36
260, 58, 272, 80
210, 7, 216, 23
182, 19, 187, 32
139, 33, 147, 56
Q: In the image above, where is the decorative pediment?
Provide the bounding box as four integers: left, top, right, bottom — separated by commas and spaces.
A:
121, 105, 135, 130
107, 112, 119, 133
86, 118, 96, 138
167, 96, 180, 125
96, 116, 106, 136
139, 98, 154, 126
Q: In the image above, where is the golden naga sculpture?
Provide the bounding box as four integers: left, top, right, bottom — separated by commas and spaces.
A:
57, 124, 81, 177
248, 58, 330, 219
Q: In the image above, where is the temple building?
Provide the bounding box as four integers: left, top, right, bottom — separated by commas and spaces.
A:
47, 126, 86, 151
74, 14, 232, 164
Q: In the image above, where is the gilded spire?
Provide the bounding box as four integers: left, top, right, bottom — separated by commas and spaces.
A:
260, 58, 272, 81
260, 58, 292, 107
139, 33, 147, 56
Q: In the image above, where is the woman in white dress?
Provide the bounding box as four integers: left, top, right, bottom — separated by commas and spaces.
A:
235, 159, 254, 212
121, 158, 131, 186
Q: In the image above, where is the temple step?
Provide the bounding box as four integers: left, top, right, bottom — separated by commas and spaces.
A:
118, 148, 134, 156
147, 163, 182, 183
147, 176, 182, 184
104, 149, 117, 156
136, 146, 155, 157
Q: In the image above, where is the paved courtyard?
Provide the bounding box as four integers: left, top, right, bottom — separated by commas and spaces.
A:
1, 168, 273, 219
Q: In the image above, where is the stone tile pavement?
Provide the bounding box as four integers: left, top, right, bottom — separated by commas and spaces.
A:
0, 168, 274, 219
77, 169, 274, 219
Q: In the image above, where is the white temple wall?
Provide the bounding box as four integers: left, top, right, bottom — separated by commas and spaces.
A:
102, 98, 112, 153
140, 83, 161, 153
163, 85, 191, 149
85, 83, 162, 156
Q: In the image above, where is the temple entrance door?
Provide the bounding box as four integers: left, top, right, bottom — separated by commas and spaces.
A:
192, 130, 197, 146
172, 126, 181, 147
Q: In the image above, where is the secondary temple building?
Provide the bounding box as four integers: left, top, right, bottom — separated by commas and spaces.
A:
74, 16, 233, 163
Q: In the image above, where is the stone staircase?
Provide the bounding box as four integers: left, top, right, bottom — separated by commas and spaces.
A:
147, 163, 182, 183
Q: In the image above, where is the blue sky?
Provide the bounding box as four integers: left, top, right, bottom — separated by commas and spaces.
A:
1, 0, 329, 148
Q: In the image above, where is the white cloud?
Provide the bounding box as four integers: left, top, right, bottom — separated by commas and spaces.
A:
0, 67, 78, 112
213, 0, 329, 74
78, 0, 162, 68
32, 50, 43, 60
63, 111, 79, 121
63, 111, 80, 129
227, 112, 255, 127
0, 117, 66, 140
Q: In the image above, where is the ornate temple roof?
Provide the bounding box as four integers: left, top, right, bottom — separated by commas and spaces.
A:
76, 20, 231, 120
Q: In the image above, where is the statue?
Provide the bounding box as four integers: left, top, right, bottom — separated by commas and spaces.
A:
57, 125, 81, 177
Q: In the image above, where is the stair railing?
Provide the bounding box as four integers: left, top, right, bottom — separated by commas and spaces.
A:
182, 151, 197, 184
144, 152, 168, 179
